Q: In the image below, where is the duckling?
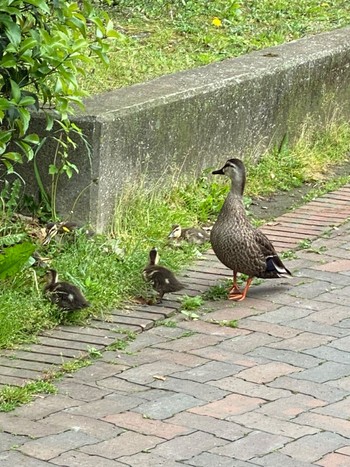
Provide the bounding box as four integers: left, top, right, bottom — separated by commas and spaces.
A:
143, 247, 184, 303
210, 158, 291, 301
168, 224, 210, 245
44, 269, 90, 311
42, 221, 94, 246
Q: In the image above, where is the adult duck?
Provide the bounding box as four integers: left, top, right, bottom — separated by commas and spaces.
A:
210, 158, 291, 301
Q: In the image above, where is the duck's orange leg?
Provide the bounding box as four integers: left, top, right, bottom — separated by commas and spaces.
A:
228, 272, 242, 299
228, 277, 253, 301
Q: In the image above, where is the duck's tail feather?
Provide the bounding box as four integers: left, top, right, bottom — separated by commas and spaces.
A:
266, 255, 292, 277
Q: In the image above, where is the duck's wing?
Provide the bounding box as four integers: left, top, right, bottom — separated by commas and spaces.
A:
255, 230, 292, 277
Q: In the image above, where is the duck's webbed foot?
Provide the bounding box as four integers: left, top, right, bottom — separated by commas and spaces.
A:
228, 277, 253, 302
228, 272, 242, 299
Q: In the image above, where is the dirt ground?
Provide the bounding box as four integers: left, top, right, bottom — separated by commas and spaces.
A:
250, 159, 350, 221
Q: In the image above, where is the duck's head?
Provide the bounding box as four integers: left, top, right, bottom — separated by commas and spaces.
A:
168, 224, 182, 239
45, 269, 59, 284
212, 158, 246, 194
149, 247, 160, 266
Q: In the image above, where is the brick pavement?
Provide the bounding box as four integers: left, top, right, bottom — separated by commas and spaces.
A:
1, 193, 350, 465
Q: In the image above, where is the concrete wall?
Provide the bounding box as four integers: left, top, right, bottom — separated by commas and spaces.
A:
17, 27, 350, 231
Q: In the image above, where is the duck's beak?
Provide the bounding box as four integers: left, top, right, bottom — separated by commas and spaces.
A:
212, 166, 225, 175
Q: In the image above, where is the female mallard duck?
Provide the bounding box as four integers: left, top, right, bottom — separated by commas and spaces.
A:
44, 269, 90, 311
168, 224, 210, 245
143, 247, 184, 303
210, 158, 291, 301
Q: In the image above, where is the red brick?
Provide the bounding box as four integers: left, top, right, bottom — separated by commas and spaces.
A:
189, 393, 265, 418
236, 362, 301, 383
316, 452, 350, 467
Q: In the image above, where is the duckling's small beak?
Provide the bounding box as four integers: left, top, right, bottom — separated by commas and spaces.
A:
212, 167, 225, 175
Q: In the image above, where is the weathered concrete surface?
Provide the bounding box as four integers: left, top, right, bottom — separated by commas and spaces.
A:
19, 27, 350, 231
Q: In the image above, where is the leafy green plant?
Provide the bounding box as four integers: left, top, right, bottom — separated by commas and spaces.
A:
0, 0, 117, 213
0, 242, 36, 279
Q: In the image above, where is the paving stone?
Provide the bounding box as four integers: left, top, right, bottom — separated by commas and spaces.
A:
71, 361, 125, 383
117, 361, 187, 384
249, 346, 322, 368
296, 268, 350, 286
155, 334, 224, 351
337, 446, 350, 455
210, 431, 290, 461
270, 296, 331, 311
185, 452, 257, 466
269, 376, 349, 402
119, 452, 187, 466
217, 332, 280, 354
256, 394, 325, 419
283, 317, 349, 338
252, 452, 316, 466
292, 361, 350, 383
19, 430, 98, 461
133, 388, 178, 402
134, 393, 204, 420
209, 376, 292, 401
316, 259, 350, 272
171, 361, 244, 383
50, 450, 126, 466
0, 413, 64, 438
238, 319, 301, 339
80, 431, 163, 459
168, 412, 250, 441
316, 452, 350, 467
150, 430, 227, 461
290, 280, 338, 299
329, 335, 350, 352
96, 376, 149, 393
189, 346, 268, 367
125, 331, 170, 352
189, 393, 265, 419
252, 306, 315, 324
304, 345, 350, 365
293, 412, 350, 438
42, 412, 122, 440
280, 431, 350, 463
327, 375, 350, 391
102, 411, 191, 439
12, 394, 81, 421
57, 380, 113, 401
0, 451, 54, 466
65, 392, 143, 418
0, 431, 28, 451
306, 305, 350, 325
150, 375, 229, 402
236, 362, 301, 383
267, 332, 334, 351
178, 320, 250, 338
227, 411, 319, 439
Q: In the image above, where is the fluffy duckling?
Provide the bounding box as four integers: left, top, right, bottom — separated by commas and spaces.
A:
168, 224, 210, 245
44, 269, 90, 311
42, 221, 94, 246
211, 158, 292, 301
143, 247, 184, 303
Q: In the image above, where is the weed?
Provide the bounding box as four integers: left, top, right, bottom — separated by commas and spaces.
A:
298, 239, 313, 250
176, 331, 196, 339
87, 347, 102, 359
209, 319, 239, 328
281, 250, 298, 260
155, 320, 177, 328
107, 339, 129, 351
181, 295, 204, 311
0, 381, 57, 412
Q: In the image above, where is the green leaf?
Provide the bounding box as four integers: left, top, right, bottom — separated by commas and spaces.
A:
10, 79, 21, 103
0, 243, 36, 280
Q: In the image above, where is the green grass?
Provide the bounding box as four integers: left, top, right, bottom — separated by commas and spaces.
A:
82, 0, 350, 93
0, 119, 349, 348
0, 380, 57, 412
